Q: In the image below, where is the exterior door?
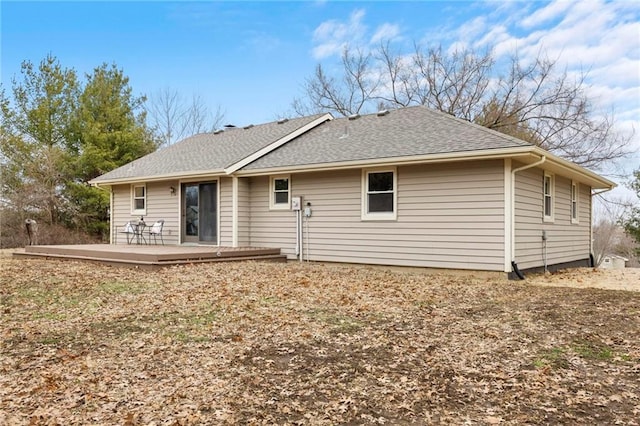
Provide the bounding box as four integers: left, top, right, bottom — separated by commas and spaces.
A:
182, 182, 218, 244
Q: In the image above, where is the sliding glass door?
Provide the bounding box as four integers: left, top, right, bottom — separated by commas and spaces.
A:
182, 182, 217, 244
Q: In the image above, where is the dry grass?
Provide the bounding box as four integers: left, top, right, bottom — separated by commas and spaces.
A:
1, 258, 639, 425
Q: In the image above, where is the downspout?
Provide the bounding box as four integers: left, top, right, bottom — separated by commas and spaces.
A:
231, 176, 239, 248
510, 155, 546, 278
109, 188, 114, 244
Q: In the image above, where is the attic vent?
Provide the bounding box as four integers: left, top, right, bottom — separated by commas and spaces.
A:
277, 118, 289, 124
243, 124, 254, 130
377, 109, 390, 116
213, 129, 224, 135
348, 114, 361, 120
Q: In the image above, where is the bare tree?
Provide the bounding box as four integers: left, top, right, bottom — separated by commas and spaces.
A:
293, 41, 633, 170
147, 87, 185, 147
184, 94, 225, 135
592, 196, 636, 266
293, 47, 380, 117
412, 44, 493, 120
477, 54, 630, 170
376, 42, 418, 108
147, 88, 225, 146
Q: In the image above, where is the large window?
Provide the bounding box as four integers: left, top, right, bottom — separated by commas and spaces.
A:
543, 173, 554, 222
132, 184, 146, 214
571, 181, 579, 224
362, 168, 397, 220
270, 175, 290, 209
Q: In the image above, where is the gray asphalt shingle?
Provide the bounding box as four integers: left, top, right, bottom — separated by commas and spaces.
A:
244, 106, 532, 170
91, 113, 329, 182
92, 106, 533, 182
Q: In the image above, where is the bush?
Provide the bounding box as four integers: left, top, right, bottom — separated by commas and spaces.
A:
0, 208, 103, 248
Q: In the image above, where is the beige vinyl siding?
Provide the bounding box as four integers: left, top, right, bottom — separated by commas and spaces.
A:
219, 177, 232, 246
249, 160, 505, 271
249, 176, 298, 253
514, 166, 591, 269
237, 177, 251, 246
111, 184, 130, 243
580, 183, 592, 240
110, 181, 180, 245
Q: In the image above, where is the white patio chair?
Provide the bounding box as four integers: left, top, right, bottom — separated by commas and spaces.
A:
147, 219, 165, 245
119, 221, 136, 244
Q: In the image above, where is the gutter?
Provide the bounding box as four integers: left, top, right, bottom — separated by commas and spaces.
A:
90, 169, 227, 187
236, 146, 536, 177
530, 147, 616, 190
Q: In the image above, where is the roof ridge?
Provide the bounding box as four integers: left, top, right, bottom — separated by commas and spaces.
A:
205, 112, 330, 135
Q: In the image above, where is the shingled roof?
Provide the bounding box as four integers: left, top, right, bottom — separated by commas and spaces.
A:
90, 113, 331, 183
243, 106, 533, 171
91, 105, 614, 191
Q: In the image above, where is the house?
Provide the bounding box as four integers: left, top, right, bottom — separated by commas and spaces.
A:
90, 106, 615, 278
599, 254, 628, 270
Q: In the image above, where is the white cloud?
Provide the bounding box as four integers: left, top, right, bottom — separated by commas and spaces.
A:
312, 9, 367, 59
457, 16, 488, 41
370, 23, 401, 45
519, 0, 573, 29
473, 25, 510, 51
428, 0, 639, 174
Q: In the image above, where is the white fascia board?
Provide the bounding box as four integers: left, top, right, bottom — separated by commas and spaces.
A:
223, 113, 334, 175
233, 146, 537, 177
90, 169, 226, 187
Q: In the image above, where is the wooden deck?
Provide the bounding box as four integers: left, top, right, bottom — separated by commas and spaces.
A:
13, 244, 287, 269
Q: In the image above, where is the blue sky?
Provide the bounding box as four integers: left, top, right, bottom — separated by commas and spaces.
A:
1, 1, 639, 193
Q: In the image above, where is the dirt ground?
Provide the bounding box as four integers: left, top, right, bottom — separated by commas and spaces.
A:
1, 257, 639, 425
527, 267, 640, 292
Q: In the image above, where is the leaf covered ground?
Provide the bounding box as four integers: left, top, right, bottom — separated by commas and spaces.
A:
1, 258, 639, 425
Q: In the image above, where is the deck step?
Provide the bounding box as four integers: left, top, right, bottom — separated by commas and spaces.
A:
13, 245, 287, 269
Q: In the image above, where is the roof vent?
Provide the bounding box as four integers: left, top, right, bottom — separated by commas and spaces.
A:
277, 118, 289, 124
348, 113, 361, 120
339, 125, 349, 139
213, 129, 224, 135
224, 124, 236, 129
377, 110, 390, 116
243, 124, 254, 130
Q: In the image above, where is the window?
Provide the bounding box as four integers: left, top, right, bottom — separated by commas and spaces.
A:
571, 181, 579, 223
270, 176, 290, 209
543, 173, 554, 222
362, 168, 397, 220
132, 184, 146, 214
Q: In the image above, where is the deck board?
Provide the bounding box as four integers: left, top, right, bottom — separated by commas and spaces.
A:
14, 244, 286, 268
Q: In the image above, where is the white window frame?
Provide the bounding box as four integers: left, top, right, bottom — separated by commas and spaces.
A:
361, 167, 397, 221
571, 181, 579, 224
543, 173, 554, 222
131, 184, 147, 215
269, 175, 291, 210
